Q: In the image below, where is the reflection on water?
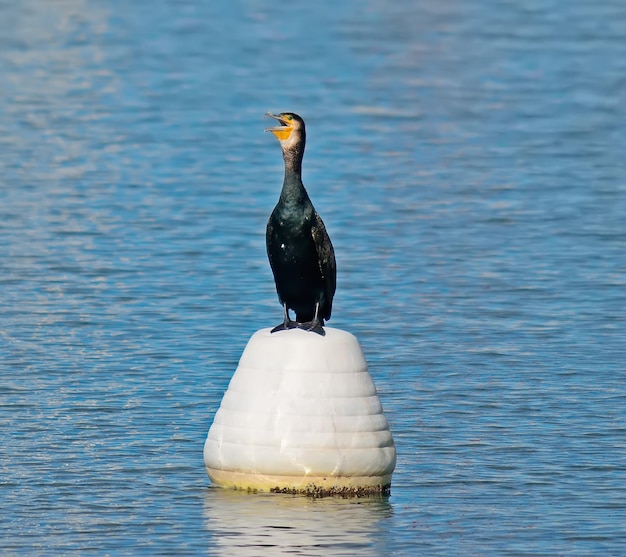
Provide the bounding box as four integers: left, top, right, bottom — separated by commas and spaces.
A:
203, 488, 392, 556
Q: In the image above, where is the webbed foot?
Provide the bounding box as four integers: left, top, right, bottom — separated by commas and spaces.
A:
271, 320, 298, 333
271, 303, 298, 334
297, 320, 325, 336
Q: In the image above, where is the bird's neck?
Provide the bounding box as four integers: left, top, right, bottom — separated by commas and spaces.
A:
280, 145, 307, 203
282, 144, 304, 178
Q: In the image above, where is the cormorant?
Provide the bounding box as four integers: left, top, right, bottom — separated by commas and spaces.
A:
265, 112, 336, 336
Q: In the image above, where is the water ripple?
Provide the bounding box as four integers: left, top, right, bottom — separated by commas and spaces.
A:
2, 0, 625, 555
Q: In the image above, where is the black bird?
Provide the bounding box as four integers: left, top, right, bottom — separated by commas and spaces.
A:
265, 112, 336, 336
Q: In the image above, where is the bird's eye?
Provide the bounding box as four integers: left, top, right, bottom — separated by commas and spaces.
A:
287, 115, 293, 121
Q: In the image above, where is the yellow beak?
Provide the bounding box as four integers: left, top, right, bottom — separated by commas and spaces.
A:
265, 113, 294, 141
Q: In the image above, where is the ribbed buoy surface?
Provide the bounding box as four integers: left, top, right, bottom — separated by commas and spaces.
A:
204, 327, 396, 495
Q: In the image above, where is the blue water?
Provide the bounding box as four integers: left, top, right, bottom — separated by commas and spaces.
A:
1, 0, 625, 554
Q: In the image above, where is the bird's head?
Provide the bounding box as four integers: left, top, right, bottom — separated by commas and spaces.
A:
265, 112, 306, 150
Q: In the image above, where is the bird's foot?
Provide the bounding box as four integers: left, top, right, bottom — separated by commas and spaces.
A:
297, 320, 326, 336
270, 320, 298, 333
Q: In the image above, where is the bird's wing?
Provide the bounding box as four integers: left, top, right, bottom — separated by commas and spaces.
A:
266, 216, 283, 302
265, 218, 274, 269
311, 212, 337, 319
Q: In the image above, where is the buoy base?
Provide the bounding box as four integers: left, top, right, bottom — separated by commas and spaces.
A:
204, 327, 396, 497
206, 467, 391, 496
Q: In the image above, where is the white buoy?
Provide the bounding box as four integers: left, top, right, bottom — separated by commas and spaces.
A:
204, 327, 396, 495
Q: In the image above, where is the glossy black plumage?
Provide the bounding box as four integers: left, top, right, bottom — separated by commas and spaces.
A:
265, 112, 336, 335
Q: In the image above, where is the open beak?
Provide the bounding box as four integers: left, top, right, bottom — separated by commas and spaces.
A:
264, 112, 294, 141
264, 112, 290, 132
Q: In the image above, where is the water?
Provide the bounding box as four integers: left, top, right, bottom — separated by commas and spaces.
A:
1, 0, 625, 554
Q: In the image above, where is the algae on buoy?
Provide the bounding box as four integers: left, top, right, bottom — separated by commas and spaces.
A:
204, 327, 396, 495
